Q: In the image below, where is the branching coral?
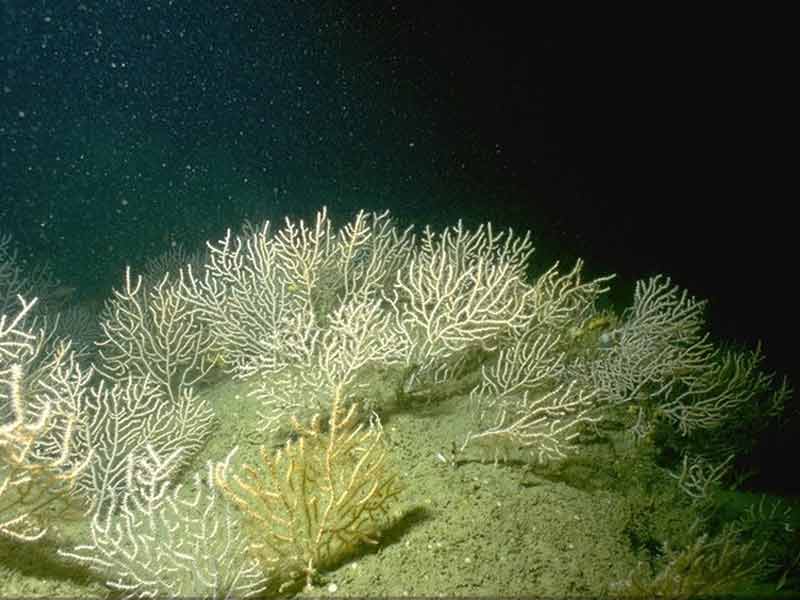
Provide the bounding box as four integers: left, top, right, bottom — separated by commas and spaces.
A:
214, 383, 403, 591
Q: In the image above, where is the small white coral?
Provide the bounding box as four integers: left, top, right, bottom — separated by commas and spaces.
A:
60, 448, 268, 599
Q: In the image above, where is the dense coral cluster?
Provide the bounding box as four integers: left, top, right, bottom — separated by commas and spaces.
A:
0, 208, 793, 596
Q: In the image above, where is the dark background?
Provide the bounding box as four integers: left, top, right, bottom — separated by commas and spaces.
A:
1, 4, 794, 484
